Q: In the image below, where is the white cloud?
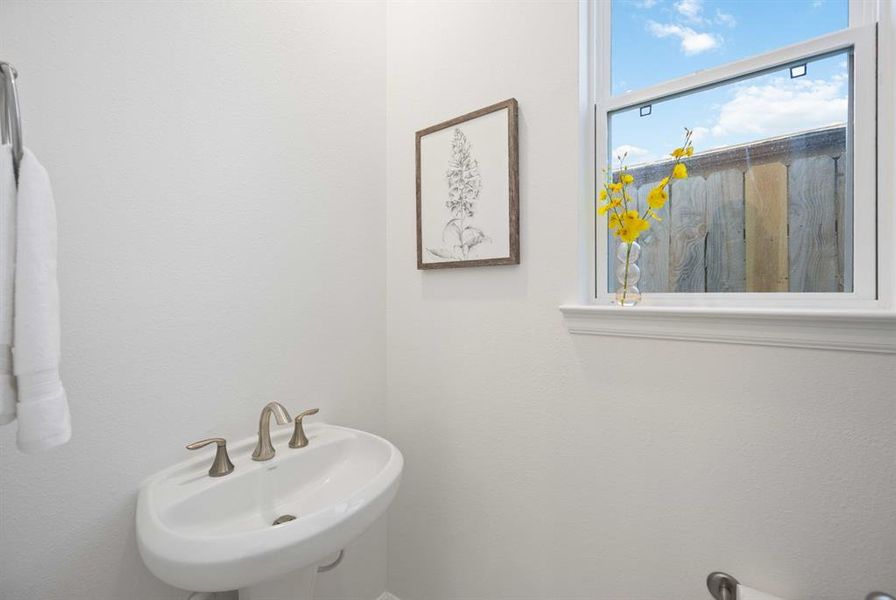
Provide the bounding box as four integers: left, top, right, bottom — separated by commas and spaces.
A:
612, 145, 657, 166
710, 75, 847, 139
715, 9, 736, 26
689, 126, 711, 143
675, 0, 704, 22
634, 0, 658, 8
647, 21, 721, 55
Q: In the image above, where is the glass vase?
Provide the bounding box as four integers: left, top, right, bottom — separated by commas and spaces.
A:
614, 241, 641, 306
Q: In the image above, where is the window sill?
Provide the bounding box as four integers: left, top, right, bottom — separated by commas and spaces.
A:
559, 304, 896, 354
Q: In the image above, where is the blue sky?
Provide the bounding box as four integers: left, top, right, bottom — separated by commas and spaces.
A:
610, 0, 849, 166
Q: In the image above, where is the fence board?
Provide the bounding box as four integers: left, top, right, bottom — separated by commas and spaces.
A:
788, 156, 838, 292
705, 170, 745, 292
636, 182, 670, 293
669, 177, 707, 292
835, 156, 850, 292
745, 162, 788, 292
610, 128, 847, 297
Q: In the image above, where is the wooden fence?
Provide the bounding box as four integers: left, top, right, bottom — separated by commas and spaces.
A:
608, 126, 850, 293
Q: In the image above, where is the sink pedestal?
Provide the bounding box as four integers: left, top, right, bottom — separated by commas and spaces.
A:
238, 567, 317, 600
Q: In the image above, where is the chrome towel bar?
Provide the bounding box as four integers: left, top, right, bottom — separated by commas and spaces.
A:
707, 571, 894, 600
0, 60, 23, 179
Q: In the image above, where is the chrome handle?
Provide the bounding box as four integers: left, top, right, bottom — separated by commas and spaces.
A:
707, 572, 738, 600
186, 437, 235, 477
289, 408, 319, 448
186, 437, 225, 450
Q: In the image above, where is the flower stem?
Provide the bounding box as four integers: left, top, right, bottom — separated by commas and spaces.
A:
622, 242, 631, 305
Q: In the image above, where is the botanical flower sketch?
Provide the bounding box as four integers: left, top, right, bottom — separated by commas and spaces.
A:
416, 98, 518, 270
426, 128, 491, 260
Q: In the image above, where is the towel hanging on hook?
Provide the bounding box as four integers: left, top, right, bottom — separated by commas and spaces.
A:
0, 61, 71, 451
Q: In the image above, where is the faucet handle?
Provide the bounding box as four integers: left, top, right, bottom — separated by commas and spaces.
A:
186, 437, 235, 477
289, 408, 319, 448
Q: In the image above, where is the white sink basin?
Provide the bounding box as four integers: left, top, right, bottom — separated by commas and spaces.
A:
136, 423, 402, 596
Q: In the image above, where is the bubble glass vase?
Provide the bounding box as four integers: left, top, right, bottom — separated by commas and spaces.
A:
614, 241, 641, 306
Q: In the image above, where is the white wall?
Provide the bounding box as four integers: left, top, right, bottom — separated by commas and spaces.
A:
0, 2, 387, 599
385, 2, 896, 600
2, 2, 894, 599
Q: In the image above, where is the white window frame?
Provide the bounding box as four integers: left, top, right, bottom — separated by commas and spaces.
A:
564, 0, 896, 353
584, 0, 887, 310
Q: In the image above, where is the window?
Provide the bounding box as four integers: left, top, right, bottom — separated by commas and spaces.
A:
592, 0, 881, 308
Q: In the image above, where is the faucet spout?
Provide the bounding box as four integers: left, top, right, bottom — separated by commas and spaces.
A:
252, 402, 291, 461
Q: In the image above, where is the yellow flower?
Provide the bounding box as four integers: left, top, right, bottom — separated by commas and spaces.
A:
608, 182, 623, 192
608, 213, 622, 230
597, 198, 622, 215
672, 163, 688, 179
598, 189, 608, 201
647, 186, 668, 209
658, 176, 670, 188
622, 210, 650, 234
617, 226, 640, 243
620, 173, 634, 185
685, 146, 694, 157
647, 209, 663, 222
671, 147, 686, 158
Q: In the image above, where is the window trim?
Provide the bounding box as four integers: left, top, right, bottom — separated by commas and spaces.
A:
559, 303, 896, 354
566, 0, 896, 351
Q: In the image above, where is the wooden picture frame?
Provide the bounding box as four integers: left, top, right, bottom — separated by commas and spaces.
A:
416, 98, 519, 269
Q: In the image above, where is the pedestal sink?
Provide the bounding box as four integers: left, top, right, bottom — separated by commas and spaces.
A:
136, 423, 402, 599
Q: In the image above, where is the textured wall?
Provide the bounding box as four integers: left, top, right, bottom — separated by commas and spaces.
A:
2, 2, 894, 600
385, 2, 896, 599
0, 2, 387, 599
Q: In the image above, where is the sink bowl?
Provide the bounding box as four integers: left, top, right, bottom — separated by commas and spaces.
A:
136, 423, 402, 595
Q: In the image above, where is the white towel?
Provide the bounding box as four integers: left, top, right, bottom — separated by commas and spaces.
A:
0, 145, 16, 424
13, 148, 70, 452
737, 583, 787, 600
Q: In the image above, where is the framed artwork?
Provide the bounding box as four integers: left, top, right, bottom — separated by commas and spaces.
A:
416, 98, 519, 269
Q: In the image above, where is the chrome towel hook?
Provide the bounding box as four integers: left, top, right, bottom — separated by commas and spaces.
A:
0, 60, 24, 178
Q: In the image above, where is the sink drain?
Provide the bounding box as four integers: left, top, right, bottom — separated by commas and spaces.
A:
272, 514, 297, 526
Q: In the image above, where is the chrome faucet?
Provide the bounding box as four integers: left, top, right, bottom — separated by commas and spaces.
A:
252, 402, 291, 461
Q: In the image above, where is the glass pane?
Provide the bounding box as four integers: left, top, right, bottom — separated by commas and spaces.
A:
606, 51, 852, 293
612, 0, 849, 94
